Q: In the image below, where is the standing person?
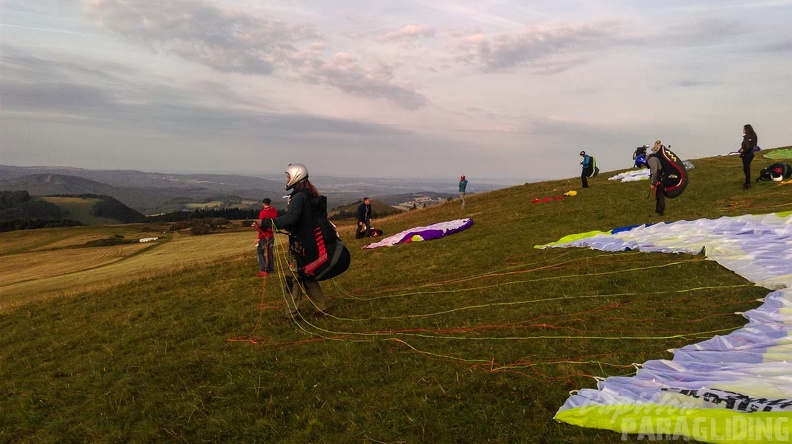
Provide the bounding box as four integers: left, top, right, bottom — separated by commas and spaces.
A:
739, 124, 758, 189
263, 163, 330, 319
580, 151, 593, 188
356, 197, 372, 239
252, 198, 277, 276
647, 140, 666, 216
458, 175, 468, 208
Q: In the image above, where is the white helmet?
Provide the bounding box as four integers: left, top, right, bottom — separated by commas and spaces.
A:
285, 163, 309, 190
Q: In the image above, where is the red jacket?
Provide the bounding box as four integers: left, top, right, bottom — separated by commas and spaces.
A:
257, 207, 278, 239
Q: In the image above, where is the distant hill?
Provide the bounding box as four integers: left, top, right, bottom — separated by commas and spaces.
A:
374, 191, 457, 210
0, 172, 276, 215
0, 190, 145, 231
0, 174, 119, 196
0, 165, 511, 215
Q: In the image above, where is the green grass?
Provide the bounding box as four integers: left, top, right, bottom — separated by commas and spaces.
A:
2, 148, 791, 443
40, 196, 119, 225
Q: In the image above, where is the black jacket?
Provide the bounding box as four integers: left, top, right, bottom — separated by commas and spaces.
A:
740, 134, 757, 159
357, 203, 371, 223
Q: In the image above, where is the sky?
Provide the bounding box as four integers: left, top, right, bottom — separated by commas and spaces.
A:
1, 0, 791, 183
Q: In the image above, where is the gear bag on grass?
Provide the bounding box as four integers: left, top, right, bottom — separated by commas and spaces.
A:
654, 146, 688, 198
758, 163, 792, 182
294, 191, 351, 281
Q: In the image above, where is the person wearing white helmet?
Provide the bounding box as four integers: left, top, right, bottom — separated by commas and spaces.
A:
264, 163, 330, 319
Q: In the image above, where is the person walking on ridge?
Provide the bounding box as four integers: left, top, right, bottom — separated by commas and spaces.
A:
580, 151, 593, 188
252, 198, 277, 276
647, 140, 667, 216
459, 175, 468, 208
739, 124, 758, 189
356, 197, 372, 239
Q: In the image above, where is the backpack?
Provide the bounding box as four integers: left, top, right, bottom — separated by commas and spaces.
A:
651, 146, 688, 198
585, 156, 600, 178
633, 145, 649, 168
758, 163, 792, 182
293, 191, 351, 281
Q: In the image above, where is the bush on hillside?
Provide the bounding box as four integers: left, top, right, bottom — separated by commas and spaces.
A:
83, 234, 134, 247
0, 190, 33, 209
187, 218, 232, 235
0, 218, 83, 232
147, 207, 259, 222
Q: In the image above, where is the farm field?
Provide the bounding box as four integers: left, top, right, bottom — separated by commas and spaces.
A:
0, 225, 257, 312
40, 196, 120, 225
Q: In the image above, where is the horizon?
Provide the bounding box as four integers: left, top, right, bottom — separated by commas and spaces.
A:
2, 1, 791, 180
0, 163, 534, 186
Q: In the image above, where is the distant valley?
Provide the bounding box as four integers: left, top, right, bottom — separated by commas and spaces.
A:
0, 165, 513, 215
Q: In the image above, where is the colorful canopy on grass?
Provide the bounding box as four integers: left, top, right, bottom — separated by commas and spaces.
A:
764, 148, 792, 160
608, 169, 650, 182
362, 218, 473, 249
538, 212, 792, 443
531, 190, 577, 203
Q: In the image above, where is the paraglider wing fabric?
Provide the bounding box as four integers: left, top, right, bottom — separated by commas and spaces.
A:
763, 148, 792, 160
363, 218, 473, 249
541, 213, 792, 442
608, 170, 650, 182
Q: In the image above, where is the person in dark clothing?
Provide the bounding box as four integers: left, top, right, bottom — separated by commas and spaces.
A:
356, 197, 372, 239
579, 150, 593, 188
647, 140, 666, 216
263, 163, 329, 319
739, 124, 758, 189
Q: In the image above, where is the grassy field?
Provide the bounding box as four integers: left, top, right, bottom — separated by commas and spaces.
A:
1, 147, 791, 443
39, 196, 120, 225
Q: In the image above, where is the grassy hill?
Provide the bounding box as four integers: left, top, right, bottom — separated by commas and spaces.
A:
1, 147, 791, 442
0, 172, 279, 215
0, 191, 146, 230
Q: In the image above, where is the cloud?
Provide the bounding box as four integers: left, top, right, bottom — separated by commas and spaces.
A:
82, 0, 317, 74
0, 50, 405, 139
756, 39, 792, 53
81, 0, 426, 109
293, 52, 427, 110
378, 24, 436, 43
451, 23, 614, 73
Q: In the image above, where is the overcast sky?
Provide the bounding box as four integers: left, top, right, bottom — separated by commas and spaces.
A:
1, 0, 791, 183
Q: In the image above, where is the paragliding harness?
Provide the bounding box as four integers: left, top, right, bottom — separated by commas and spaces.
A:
289, 190, 351, 281
757, 163, 792, 182
648, 145, 688, 198
583, 156, 599, 178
